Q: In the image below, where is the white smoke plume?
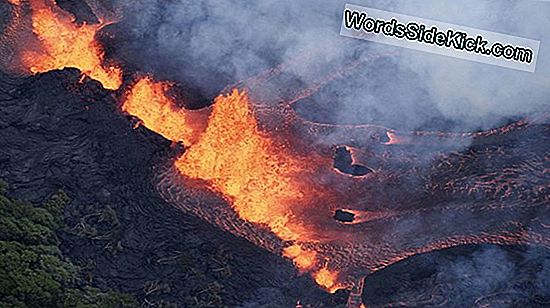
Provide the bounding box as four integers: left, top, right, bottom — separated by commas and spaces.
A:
112, 0, 550, 131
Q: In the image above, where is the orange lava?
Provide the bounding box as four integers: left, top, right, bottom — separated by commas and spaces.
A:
122, 84, 339, 291
5, 0, 345, 292
122, 86, 329, 277
7, 0, 21, 5
21, 0, 121, 90
283, 244, 317, 271
122, 77, 205, 145
170, 89, 348, 292
169, 89, 349, 292
174, 89, 312, 242
312, 267, 340, 293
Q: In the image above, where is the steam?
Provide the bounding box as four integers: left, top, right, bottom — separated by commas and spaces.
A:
363, 245, 550, 306
388, 0, 550, 130
112, 0, 550, 132
104, 1, 550, 302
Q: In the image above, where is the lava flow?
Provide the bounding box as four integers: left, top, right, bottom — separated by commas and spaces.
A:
5, 0, 550, 303
120, 69, 550, 296
4, 0, 344, 292
124, 78, 343, 292
121, 77, 207, 145
174, 89, 308, 241
8, 0, 122, 90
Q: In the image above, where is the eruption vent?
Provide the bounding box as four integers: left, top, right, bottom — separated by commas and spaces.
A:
175, 90, 310, 241
122, 79, 341, 291
172, 89, 344, 289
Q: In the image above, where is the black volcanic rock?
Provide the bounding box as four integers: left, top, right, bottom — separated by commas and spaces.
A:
1, 66, 550, 308
0, 69, 338, 307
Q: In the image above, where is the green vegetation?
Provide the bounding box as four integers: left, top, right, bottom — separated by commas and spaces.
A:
0, 179, 138, 308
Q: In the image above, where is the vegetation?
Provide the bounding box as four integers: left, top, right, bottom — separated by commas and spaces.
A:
0, 179, 138, 308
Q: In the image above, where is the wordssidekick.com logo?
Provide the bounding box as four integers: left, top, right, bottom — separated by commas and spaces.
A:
344, 10, 492, 54
340, 4, 539, 72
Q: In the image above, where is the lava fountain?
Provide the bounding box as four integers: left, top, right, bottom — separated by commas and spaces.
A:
6, 0, 122, 89
3, 0, 345, 291
124, 78, 343, 291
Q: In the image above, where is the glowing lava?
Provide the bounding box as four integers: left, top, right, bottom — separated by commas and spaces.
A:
21, 0, 122, 90
122, 77, 206, 145
313, 267, 341, 293
4, 0, 344, 291
174, 89, 313, 242
283, 244, 317, 271
6, 0, 550, 304
172, 89, 346, 291
122, 84, 340, 291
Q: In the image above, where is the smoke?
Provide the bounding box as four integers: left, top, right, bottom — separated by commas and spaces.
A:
432, 245, 550, 305
361, 245, 550, 306
111, 0, 550, 132
100, 1, 550, 303
112, 0, 349, 100
386, 0, 550, 130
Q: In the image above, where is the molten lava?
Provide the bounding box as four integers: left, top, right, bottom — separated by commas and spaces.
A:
313, 267, 340, 293
283, 244, 317, 271
10, 2, 547, 303
122, 77, 206, 145
172, 90, 349, 292
174, 89, 311, 241
123, 84, 342, 291
21, 0, 122, 90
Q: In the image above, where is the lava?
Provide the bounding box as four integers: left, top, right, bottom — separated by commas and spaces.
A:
174, 89, 313, 242
121, 82, 338, 289
4, 0, 346, 287
169, 89, 363, 293
312, 266, 341, 293
282, 236, 344, 292
283, 244, 317, 271
19, 0, 122, 90
5, 1, 550, 304
122, 77, 207, 145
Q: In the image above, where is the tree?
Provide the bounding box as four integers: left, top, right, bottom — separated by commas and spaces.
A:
0, 181, 138, 308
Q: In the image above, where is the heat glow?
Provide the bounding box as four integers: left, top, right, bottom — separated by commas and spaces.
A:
313, 267, 340, 293
173, 89, 343, 291
174, 89, 310, 241
121, 83, 341, 291
282, 244, 317, 270
22, 0, 122, 90
6, 0, 545, 304
122, 77, 204, 145
9, 1, 345, 292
